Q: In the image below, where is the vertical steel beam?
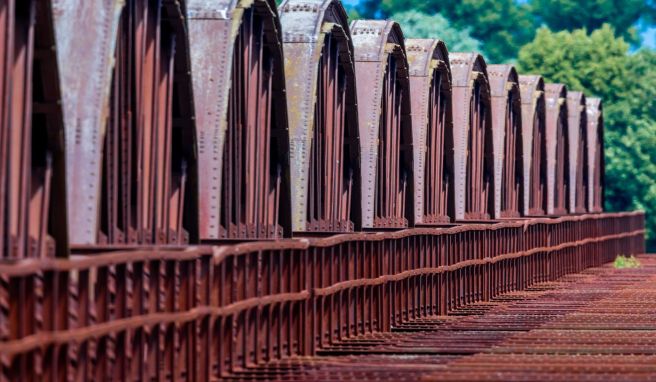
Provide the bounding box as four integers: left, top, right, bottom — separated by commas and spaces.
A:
488, 64, 522, 219
544, 83, 568, 216
406, 39, 454, 224
350, 20, 413, 229
188, 0, 291, 241
586, 97, 604, 212
567, 91, 588, 214
518, 75, 546, 216
279, 0, 361, 233
449, 53, 493, 221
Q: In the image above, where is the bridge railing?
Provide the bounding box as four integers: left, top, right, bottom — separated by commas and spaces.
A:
0, 211, 644, 380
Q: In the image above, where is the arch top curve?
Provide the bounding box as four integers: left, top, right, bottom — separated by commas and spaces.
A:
406, 39, 451, 80
279, 0, 352, 44
487, 64, 519, 98
518, 75, 545, 106
449, 52, 488, 88
350, 19, 406, 63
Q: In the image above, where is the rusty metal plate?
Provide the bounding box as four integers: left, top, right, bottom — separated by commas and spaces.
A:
188, 0, 292, 240
586, 97, 604, 213
544, 83, 568, 215
52, 0, 122, 246
449, 52, 493, 221
488, 64, 522, 219
279, 0, 361, 233
406, 39, 454, 225
567, 91, 588, 214
350, 20, 413, 229
518, 75, 547, 216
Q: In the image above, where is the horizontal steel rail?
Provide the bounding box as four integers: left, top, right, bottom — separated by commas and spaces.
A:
0, 212, 644, 380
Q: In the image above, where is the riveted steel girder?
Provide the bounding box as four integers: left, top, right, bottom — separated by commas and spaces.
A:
279, 0, 361, 233
449, 52, 493, 221
567, 91, 588, 214
488, 64, 522, 219
188, 0, 292, 240
544, 83, 569, 215
518, 75, 547, 216
406, 39, 454, 225
52, 0, 123, 246
350, 19, 413, 229
586, 97, 604, 213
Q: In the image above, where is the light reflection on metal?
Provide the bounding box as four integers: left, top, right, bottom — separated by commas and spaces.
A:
350, 20, 413, 229
586, 97, 604, 212
450, 53, 493, 221
279, 0, 361, 233
545, 83, 569, 215
518, 75, 547, 216
407, 39, 454, 225
567, 91, 588, 214
488, 64, 522, 219
188, 0, 292, 240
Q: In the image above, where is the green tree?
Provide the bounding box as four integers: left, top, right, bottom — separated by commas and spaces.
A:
518, 25, 656, 247
531, 0, 656, 44
390, 11, 483, 53
368, 0, 536, 62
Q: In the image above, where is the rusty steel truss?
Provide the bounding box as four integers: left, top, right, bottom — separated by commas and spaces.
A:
488, 64, 523, 219
407, 39, 454, 225
0, 1, 641, 381
279, 0, 361, 233
450, 53, 494, 221
519, 75, 547, 216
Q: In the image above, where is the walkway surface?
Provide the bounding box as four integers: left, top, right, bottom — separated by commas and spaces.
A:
228, 255, 656, 381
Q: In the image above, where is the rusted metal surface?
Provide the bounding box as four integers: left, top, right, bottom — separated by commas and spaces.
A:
188, 0, 292, 241
279, 0, 361, 233
519, 75, 547, 216
544, 83, 569, 216
488, 65, 522, 219
0, 0, 68, 258
0, 212, 643, 379
449, 53, 493, 221
52, 0, 122, 246
586, 97, 604, 212
350, 20, 413, 229
406, 39, 454, 225
567, 91, 588, 214
225, 254, 656, 381
80, 0, 199, 248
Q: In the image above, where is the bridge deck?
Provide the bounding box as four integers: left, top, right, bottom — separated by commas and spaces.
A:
228, 255, 656, 381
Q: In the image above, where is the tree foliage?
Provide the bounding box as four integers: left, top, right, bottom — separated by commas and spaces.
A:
390, 11, 483, 53
531, 0, 656, 44
356, 0, 536, 62
518, 26, 656, 247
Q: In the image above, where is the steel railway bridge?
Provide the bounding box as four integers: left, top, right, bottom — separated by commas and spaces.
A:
0, 0, 648, 380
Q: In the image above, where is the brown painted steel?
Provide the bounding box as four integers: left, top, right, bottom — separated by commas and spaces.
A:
586, 97, 604, 212
567, 91, 588, 214
89, 0, 199, 248
488, 64, 523, 219
407, 39, 454, 225
350, 20, 413, 229
188, 0, 292, 241
0, 0, 67, 259
545, 83, 569, 216
519, 75, 547, 216
279, 0, 361, 233
53, 0, 122, 246
0, 212, 644, 380
450, 53, 494, 221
